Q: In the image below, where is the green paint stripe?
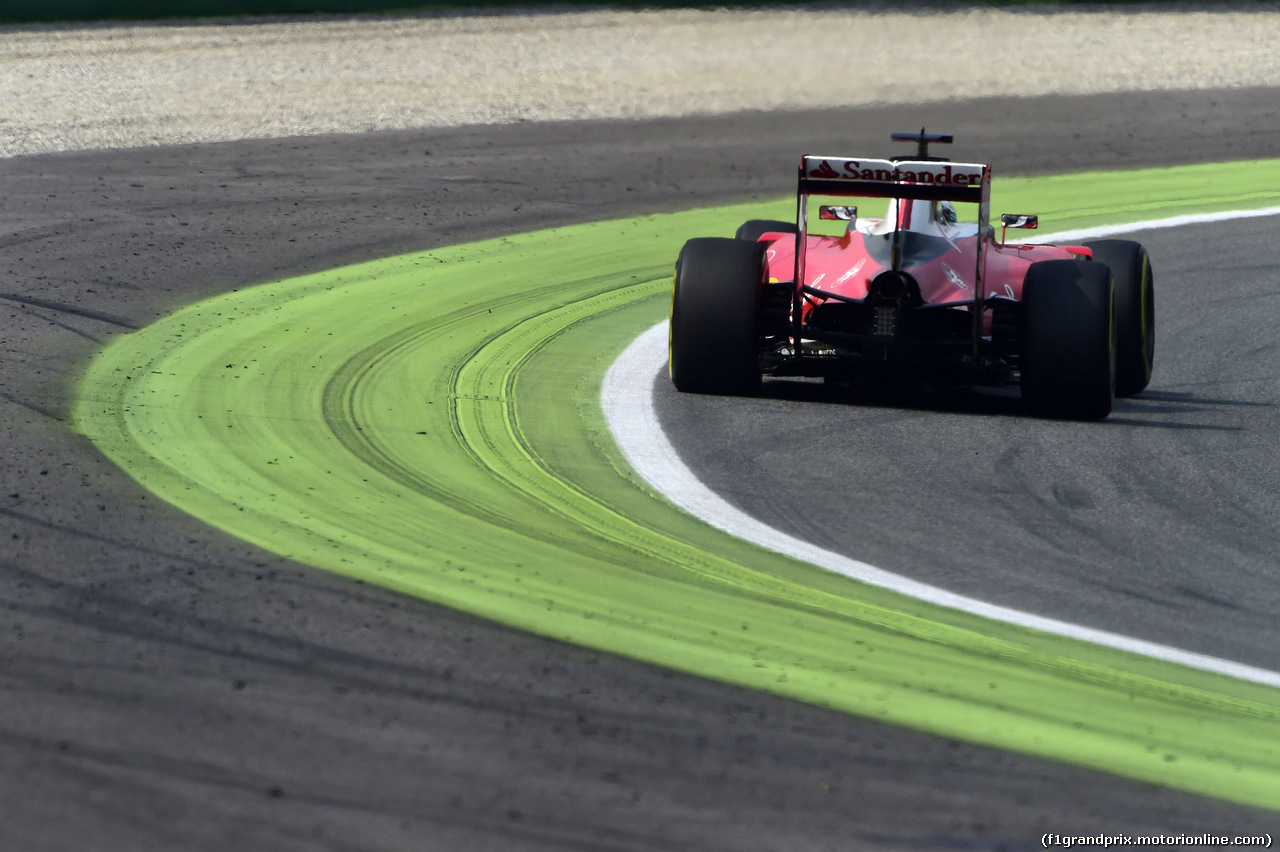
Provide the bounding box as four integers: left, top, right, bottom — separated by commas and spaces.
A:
75, 160, 1280, 808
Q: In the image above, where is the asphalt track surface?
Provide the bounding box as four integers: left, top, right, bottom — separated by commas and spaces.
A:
655, 214, 1280, 674
3, 90, 1279, 849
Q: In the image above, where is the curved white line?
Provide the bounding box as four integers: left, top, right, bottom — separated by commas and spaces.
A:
1030, 206, 1280, 245
602, 209, 1280, 689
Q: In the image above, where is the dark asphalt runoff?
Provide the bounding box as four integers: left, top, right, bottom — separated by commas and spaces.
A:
3, 89, 1279, 850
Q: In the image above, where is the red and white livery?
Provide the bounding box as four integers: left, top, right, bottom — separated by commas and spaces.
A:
668, 130, 1155, 419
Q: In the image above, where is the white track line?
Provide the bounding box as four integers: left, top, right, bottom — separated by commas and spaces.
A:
601, 208, 1280, 689
1030, 206, 1280, 244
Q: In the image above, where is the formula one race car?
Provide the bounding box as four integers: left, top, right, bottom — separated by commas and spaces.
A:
668, 131, 1155, 419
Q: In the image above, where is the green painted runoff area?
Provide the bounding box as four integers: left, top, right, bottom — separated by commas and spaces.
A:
77, 160, 1280, 807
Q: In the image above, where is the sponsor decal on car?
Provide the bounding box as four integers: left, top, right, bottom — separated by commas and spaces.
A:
941, 261, 969, 290
837, 258, 867, 284
804, 157, 984, 187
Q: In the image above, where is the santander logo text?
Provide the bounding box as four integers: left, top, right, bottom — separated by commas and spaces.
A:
805, 157, 983, 187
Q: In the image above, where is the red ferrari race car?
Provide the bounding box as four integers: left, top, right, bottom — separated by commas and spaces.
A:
668, 131, 1155, 419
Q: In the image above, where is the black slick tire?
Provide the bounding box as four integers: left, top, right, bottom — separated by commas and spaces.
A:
734, 219, 798, 243
1083, 239, 1154, 396
1021, 259, 1116, 420
669, 237, 765, 395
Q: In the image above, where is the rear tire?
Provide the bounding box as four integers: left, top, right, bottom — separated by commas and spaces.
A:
734, 219, 798, 243
1083, 239, 1154, 396
1021, 259, 1115, 420
669, 238, 765, 395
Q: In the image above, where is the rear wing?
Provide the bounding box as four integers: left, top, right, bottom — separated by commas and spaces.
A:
799, 157, 987, 203
793, 156, 993, 356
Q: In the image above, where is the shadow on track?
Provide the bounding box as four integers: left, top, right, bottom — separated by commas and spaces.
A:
756, 378, 1267, 431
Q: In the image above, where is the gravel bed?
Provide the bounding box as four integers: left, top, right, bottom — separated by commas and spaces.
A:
4, 5, 1280, 158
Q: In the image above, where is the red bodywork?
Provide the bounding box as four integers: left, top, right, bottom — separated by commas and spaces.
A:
752, 153, 1093, 384
760, 224, 1083, 334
